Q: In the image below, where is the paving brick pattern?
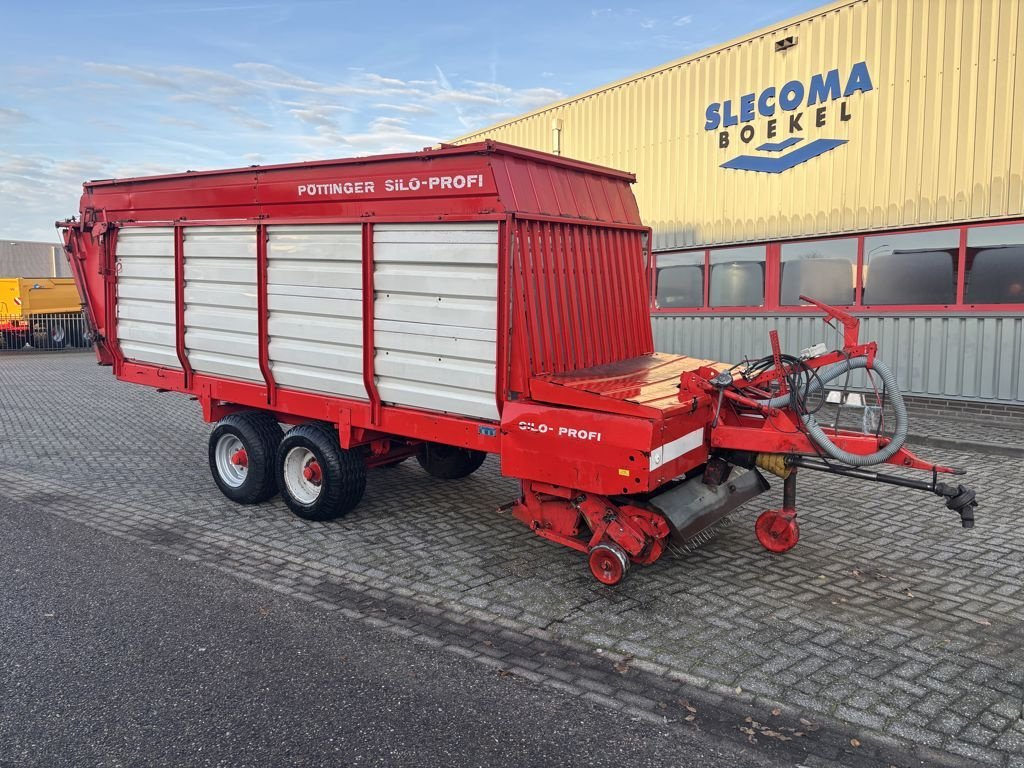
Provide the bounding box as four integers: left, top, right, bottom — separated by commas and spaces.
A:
2, 353, 1023, 766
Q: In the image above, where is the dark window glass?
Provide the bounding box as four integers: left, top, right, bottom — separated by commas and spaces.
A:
656, 251, 704, 308
862, 230, 958, 306
780, 238, 857, 306
709, 246, 765, 307
965, 224, 1024, 304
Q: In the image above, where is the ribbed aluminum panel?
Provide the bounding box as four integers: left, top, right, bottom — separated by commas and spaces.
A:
266, 224, 366, 398
454, 0, 1024, 250
373, 223, 500, 421
652, 313, 1024, 404
183, 226, 261, 382
115, 227, 180, 369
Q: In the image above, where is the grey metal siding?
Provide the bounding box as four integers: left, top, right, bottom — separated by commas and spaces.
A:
652, 314, 1024, 404
0, 241, 70, 278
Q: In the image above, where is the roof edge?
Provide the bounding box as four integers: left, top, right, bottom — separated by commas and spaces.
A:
452, 0, 861, 142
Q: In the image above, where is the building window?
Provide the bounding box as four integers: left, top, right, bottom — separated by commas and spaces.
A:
709, 246, 765, 307
862, 229, 959, 306
965, 223, 1024, 305
780, 238, 857, 306
656, 251, 704, 308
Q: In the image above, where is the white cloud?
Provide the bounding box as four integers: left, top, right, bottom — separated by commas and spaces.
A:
433, 90, 500, 106
0, 108, 30, 126
1, 58, 565, 238
159, 115, 204, 130
375, 103, 434, 115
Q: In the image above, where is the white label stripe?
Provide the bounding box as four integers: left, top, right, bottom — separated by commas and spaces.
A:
659, 428, 705, 464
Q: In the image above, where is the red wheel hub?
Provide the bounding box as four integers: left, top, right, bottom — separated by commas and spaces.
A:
588, 543, 629, 586
755, 509, 800, 553
230, 448, 248, 468
302, 460, 323, 485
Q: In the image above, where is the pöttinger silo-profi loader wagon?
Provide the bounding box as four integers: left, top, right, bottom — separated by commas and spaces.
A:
59, 142, 977, 585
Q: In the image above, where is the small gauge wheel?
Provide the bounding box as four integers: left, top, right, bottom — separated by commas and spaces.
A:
588, 542, 630, 586
755, 509, 800, 553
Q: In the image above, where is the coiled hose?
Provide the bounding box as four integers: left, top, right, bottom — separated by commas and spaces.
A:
756, 357, 907, 466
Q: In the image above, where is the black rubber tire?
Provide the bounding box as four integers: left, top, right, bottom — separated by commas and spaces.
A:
1, 332, 23, 350
48, 323, 68, 349
276, 422, 366, 521
416, 443, 487, 480
74, 328, 95, 348
29, 317, 65, 349
208, 411, 284, 504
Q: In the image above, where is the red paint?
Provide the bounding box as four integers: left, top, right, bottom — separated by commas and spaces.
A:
255, 223, 276, 405
588, 545, 628, 586
303, 461, 322, 485
57, 143, 976, 585
360, 222, 382, 426
755, 509, 800, 553
173, 226, 194, 388
230, 449, 248, 468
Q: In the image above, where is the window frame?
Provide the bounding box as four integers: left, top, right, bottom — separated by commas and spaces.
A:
707, 244, 768, 309
962, 222, 1024, 307
653, 250, 707, 310
650, 218, 1024, 315
778, 236, 859, 308
860, 228, 961, 309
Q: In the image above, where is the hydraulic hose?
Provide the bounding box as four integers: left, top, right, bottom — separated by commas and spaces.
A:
755, 357, 907, 467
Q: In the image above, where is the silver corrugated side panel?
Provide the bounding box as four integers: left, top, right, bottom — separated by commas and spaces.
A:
267, 224, 366, 399
373, 222, 499, 421
183, 226, 262, 382
652, 313, 1024, 404
115, 227, 180, 369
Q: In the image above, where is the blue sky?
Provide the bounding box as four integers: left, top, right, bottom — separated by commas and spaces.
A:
2, 0, 821, 241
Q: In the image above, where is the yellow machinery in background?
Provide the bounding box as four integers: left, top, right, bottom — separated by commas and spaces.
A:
0, 277, 87, 349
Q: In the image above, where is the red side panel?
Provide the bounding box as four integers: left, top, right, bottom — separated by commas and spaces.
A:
61, 225, 114, 365
511, 219, 653, 380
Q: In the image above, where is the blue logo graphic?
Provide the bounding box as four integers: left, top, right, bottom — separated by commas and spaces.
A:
720, 137, 848, 173
705, 61, 871, 174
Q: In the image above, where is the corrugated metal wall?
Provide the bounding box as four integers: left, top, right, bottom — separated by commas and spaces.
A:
0, 240, 70, 278
455, 0, 1024, 251
652, 314, 1024, 403
456, 0, 1024, 407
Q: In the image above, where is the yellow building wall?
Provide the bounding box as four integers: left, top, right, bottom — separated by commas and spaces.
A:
454, 0, 1024, 250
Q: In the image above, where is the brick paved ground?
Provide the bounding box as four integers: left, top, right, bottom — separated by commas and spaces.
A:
2, 352, 1023, 766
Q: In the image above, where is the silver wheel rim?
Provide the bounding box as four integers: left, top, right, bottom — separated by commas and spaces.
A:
214, 434, 247, 488
51, 326, 66, 344
283, 446, 322, 505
